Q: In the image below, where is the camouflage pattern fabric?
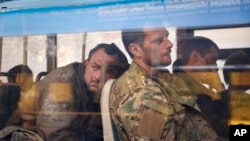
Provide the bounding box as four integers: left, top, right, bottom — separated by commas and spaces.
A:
175, 72, 229, 138
0, 126, 43, 141
109, 62, 228, 141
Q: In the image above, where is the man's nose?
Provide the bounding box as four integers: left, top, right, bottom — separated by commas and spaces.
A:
93, 70, 101, 81
164, 38, 173, 49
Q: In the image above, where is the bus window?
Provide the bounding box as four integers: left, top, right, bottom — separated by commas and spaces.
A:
0, 35, 47, 83
194, 27, 250, 88
57, 33, 85, 67
0, 0, 249, 140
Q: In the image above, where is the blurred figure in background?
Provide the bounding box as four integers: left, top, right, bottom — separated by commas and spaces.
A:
222, 50, 250, 125
8, 43, 128, 141
0, 65, 31, 130
173, 36, 224, 99
7, 64, 34, 93
173, 36, 229, 138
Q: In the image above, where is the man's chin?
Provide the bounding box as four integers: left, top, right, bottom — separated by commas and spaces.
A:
153, 62, 171, 67
88, 86, 98, 93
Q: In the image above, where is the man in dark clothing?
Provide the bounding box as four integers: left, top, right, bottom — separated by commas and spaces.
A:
8, 43, 128, 141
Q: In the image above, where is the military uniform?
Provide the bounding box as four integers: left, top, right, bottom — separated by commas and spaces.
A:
110, 62, 227, 141
14, 62, 103, 141
175, 72, 229, 138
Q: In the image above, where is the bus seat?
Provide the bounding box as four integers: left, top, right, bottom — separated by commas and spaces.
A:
100, 79, 118, 141
0, 72, 8, 77
95, 62, 130, 104
0, 83, 21, 130
35, 71, 48, 82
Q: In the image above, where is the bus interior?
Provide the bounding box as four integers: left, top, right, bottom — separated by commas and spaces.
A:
0, 0, 250, 137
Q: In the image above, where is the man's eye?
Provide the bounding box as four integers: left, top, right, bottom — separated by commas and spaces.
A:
153, 36, 167, 44
92, 66, 99, 71
153, 38, 163, 44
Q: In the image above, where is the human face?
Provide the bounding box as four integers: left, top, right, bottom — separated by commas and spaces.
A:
84, 48, 119, 92
188, 47, 223, 92
140, 28, 173, 67
196, 47, 219, 72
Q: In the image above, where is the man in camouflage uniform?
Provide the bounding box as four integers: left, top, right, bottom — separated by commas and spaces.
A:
173, 37, 229, 138
109, 28, 228, 140
173, 36, 225, 100
8, 43, 128, 141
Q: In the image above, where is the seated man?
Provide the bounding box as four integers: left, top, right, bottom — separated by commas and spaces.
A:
1, 65, 32, 129
8, 43, 129, 141
174, 36, 224, 100
173, 36, 229, 138
109, 27, 228, 140
222, 50, 250, 125
7, 64, 34, 93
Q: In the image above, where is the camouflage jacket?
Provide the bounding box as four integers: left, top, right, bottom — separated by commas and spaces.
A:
109, 62, 227, 141
175, 72, 229, 138
16, 62, 103, 141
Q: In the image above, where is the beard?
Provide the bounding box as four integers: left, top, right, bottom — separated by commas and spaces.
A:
87, 80, 99, 93
150, 59, 172, 68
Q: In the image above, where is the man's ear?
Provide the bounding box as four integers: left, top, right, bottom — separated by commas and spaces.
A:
15, 73, 23, 84
189, 50, 200, 64
129, 44, 142, 58
84, 59, 88, 66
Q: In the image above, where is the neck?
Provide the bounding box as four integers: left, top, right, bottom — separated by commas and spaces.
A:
182, 64, 195, 73
134, 59, 160, 77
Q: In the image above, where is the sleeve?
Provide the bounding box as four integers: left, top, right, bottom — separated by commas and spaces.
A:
116, 85, 176, 141
36, 82, 75, 141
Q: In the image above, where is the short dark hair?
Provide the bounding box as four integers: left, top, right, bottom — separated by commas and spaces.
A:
223, 51, 250, 85
88, 43, 128, 63
182, 36, 219, 65
121, 29, 145, 58
7, 65, 33, 83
